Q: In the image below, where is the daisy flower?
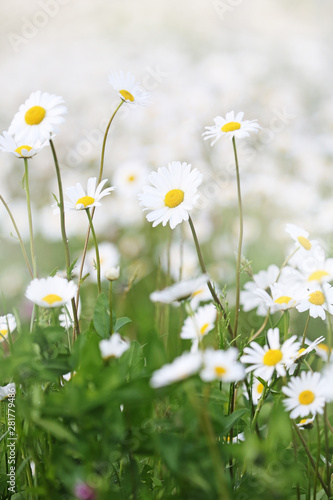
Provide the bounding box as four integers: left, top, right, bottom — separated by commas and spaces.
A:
99, 333, 130, 360
63, 177, 115, 211
180, 304, 217, 344
282, 371, 326, 419
8, 90, 67, 143
314, 342, 332, 362
200, 347, 245, 383
224, 432, 245, 444
253, 282, 302, 314
303, 257, 333, 285
109, 71, 150, 106
138, 161, 203, 229
321, 363, 333, 402
296, 416, 315, 429
25, 276, 78, 308
286, 336, 325, 374
150, 274, 209, 306
0, 383, 16, 401
85, 242, 120, 282
59, 299, 81, 329
296, 282, 333, 320
240, 328, 300, 380
0, 131, 49, 159
150, 351, 202, 388
0, 314, 17, 343
202, 111, 261, 146
113, 161, 149, 197
189, 283, 214, 310
240, 264, 280, 315
243, 376, 271, 405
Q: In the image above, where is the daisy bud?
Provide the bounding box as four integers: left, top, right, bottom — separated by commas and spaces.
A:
105, 266, 120, 281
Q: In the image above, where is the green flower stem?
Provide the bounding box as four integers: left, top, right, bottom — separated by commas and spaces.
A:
314, 416, 321, 498
76, 101, 123, 306
49, 139, 80, 338
188, 215, 234, 340
323, 406, 331, 497
292, 422, 329, 497
251, 380, 274, 432
0, 194, 33, 278
232, 136, 243, 339
109, 280, 113, 335
86, 208, 101, 294
23, 158, 37, 278
249, 309, 270, 341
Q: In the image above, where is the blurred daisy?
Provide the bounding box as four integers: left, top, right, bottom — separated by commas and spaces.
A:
314, 342, 332, 362
0, 383, 16, 400
203, 111, 261, 146
0, 131, 49, 159
200, 347, 245, 383
180, 304, 217, 345
224, 432, 245, 444
253, 282, 302, 314
61, 371, 76, 385
150, 274, 209, 306
243, 376, 271, 405
138, 161, 203, 229
113, 161, 149, 197
296, 416, 315, 429
303, 258, 333, 284
240, 264, 280, 315
190, 283, 214, 310
240, 328, 300, 380
8, 90, 67, 143
150, 351, 202, 388
63, 178, 115, 211
25, 276, 77, 308
59, 299, 81, 329
296, 283, 333, 320
99, 333, 130, 360
109, 71, 150, 106
282, 371, 326, 419
0, 314, 16, 343
85, 242, 120, 282
286, 336, 325, 373
321, 363, 333, 402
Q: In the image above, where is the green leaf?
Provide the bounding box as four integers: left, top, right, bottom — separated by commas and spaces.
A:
93, 293, 110, 338
223, 408, 249, 434
121, 340, 145, 380
35, 418, 76, 443
114, 316, 132, 332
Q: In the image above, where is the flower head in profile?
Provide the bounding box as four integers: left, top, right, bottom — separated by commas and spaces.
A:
282, 371, 326, 419
240, 328, 300, 380
203, 111, 261, 146
109, 71, 150, 106
150, 274, 209, 306
200, 347, 245, 383
25, 276, 77, 308
0, 131, 49, 159
138, 161, 203, 229
62, 178, 115, 211
0, 314, 17, 343
0, 383, 16, 401
9, 91, 67, 143
99, 333, 130, 360
180, 304, 217, 351
150, 351, 202, 388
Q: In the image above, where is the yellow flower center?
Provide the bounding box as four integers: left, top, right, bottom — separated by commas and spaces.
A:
297, 236, 312, 250
119, 89, 134, 102
221, 121, 241, 133
309, 291, 325, 306
274, 295, 292, 305
215, 366, 227, 376
297, 348, 306, 356
299, 418, 308, 424
257, 382, 264, 394
76, 196, 95, 209
308, 270, 329, 282
164, 189, 184, 208
317, 343, 329, 352
42, 294, 63, 305
200, 322, 210, 335
192, 288, 203, 297
263, 349, 283, 366
15, 145, 33, 156
25, 105, 46, 125
127, 175, 136, 182
298, 390, 315, 405
0, 329, 8, 341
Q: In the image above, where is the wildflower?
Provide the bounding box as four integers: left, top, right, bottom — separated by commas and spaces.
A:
138, 161, 203, 229
285, 224, 324, 268
59, 299, 81, 329
296, 283, 333, 320
109, 71, 150, 106
203, 111, 261, 146
240, 328, 300, 380
189, 283, 214, 310
0, 383, 16, 400
282, 371, 326, 418
113, 161, 149, 196
200, 347, 245, 383
0, 314, 17, 343
74, 482, 96, 500
62, 178, 115, 211
0, 131, 49, 158
240, 264, 280, 315
8, 91, 67, 143
296, 417, 315, 429
150, 274, 209, 306
85, 242, 119, 282
314, 342, 332, 362
180, 304, 217, 344
150, 351, 202, 388
321, 363, 333, 402
247, 377, 271, 405
105, 266, 120, 281
253, 282, 303, 314
303, 257, 333, 284
224, 432, 245, 444
286, 336, 325, 374
25, 276, 77, 308
99, 333, 130, 360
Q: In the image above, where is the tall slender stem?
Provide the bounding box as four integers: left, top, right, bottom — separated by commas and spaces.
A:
188, 215, 234, 340
0, 194, 33, 278
49, 139, 80, 338
232, 136, 243, 339
86, 209, 101, 295
76, 101, 123, 307
109, 281, 113, 335
23, 158, 37, 278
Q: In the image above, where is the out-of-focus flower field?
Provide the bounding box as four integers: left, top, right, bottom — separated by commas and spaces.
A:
1, 2, 333, 499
